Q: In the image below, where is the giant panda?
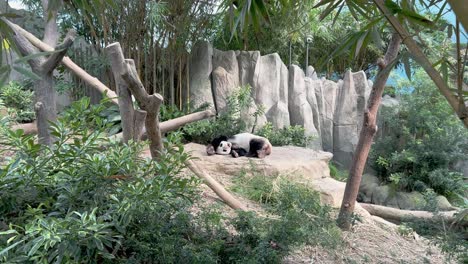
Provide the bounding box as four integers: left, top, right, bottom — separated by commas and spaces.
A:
206, 133, 272, 158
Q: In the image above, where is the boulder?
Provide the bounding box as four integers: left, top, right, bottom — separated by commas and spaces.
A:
184, 143, 352, 207
237, 50, 260, 87
288, 65, 319, 147
436, 195, 454, 211
212, 66, 239, 112
189, 41, 214, 109
372, 185, 399, 208
266, 101, 290, 129
359, 173, 380, 198
395, 191, 426, 210
333, 71, 359, 167
321, 80, 338, 152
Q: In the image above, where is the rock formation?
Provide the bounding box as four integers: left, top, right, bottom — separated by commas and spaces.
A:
188, 42, 373, 168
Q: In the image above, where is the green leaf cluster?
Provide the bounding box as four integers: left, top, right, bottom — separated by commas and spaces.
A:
370, 70, 468, 199
0, 81, 35, 123
0, 108, 197, 262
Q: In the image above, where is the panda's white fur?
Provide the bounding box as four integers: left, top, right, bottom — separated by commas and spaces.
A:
228, 133, 272, 158
215, 141, 232, 155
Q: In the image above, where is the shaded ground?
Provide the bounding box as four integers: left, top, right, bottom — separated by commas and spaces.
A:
177, 144, 451, 264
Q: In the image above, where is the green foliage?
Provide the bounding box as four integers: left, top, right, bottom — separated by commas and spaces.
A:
230, 164, 343, 256
329, 162, 348, 182
256, 122, 313, 147
61, 97, 122, 135
370, 70, 468, 198
183, 85, 261, 143
0, 81, 35, 123
0, 110, 198, 262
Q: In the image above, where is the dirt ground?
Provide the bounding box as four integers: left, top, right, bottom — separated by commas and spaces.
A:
192, 162, 452, 264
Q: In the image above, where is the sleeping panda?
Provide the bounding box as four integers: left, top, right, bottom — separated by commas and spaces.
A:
206, 133, 272, 158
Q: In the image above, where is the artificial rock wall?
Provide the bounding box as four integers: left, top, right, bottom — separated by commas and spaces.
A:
189, 41, 373, 168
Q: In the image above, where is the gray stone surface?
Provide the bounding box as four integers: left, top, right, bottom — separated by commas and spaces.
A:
212, 66, 238, 112
306, 65, 318, 80
252, 53, 282, 111
352, 71, 370, 132
288, 65, 319, 144
237, 50, 260, 87
305, 77, 322, 140
333, 71, 359, 167
321, 80, 338, 152
189, 41, 214, 109
266, 101, 290, 129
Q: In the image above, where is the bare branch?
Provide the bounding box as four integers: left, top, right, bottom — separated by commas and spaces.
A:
42, 29, 76, 73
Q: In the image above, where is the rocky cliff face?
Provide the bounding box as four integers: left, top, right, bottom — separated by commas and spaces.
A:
189, 42, 372, 168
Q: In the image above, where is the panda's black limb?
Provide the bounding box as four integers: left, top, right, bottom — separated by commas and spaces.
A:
247, 139, 265, 158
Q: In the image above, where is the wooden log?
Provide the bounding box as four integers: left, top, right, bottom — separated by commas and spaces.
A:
106, 43, 136, 142
185, 160, 247, 211
11, 122, 37, 135
359, 203, 465, 226
12, 109, 215, 138
5, 19, 119, 105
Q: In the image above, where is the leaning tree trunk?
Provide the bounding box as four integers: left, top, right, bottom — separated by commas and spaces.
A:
3, 14, 75, 146
374, 0, 468, 128
337, 33, 402, 230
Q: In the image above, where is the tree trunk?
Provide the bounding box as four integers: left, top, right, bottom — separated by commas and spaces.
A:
3, 17, 75, 146
5, 19, 119, 105
374, 0, 468, 128
337, 33, 402, 230
106, 43, 136, 143
185, 160, 247, 211
447, 0, 468, 33
360, 203, 466, 227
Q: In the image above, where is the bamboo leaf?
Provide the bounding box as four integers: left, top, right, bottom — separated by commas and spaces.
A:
402, 52, 412, 81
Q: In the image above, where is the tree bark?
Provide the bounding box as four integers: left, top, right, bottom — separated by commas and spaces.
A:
374, 0, 468, 128
337, 33, 402, 230
360, 203, 466, 227
104, 42, 165, 159
106, 43, 136, 143
3, 16, 75, 146
447, 0, 468, 33
185, 160, 247, 211
4, 19, 119, 105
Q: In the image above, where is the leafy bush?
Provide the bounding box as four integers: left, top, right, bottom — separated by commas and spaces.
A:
230, 164, 343, 258
0, 108, 198, 262
183, 85, 261, 143
256, 122, 313, 147
0, 81, 35, 123
370, 70, 468, 198
183, 85, 312, 147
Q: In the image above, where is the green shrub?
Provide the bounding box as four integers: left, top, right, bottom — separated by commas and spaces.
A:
256, 122, 313, 147
329, 162, 348, 182
0, 81, 35, 123
183, 85, 261, 143
230, 164, 343, 258
183, 85, 312, 146
0, 109, 198, 262
370, 70, 468, 199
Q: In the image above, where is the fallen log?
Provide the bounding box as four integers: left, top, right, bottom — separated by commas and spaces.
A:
185, 160, 247, 211
10, 122, 37, 135
360, 203, 466, 226
111, 109, 215, 141
11, 109, 215, 138
5, 19, 119, 105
